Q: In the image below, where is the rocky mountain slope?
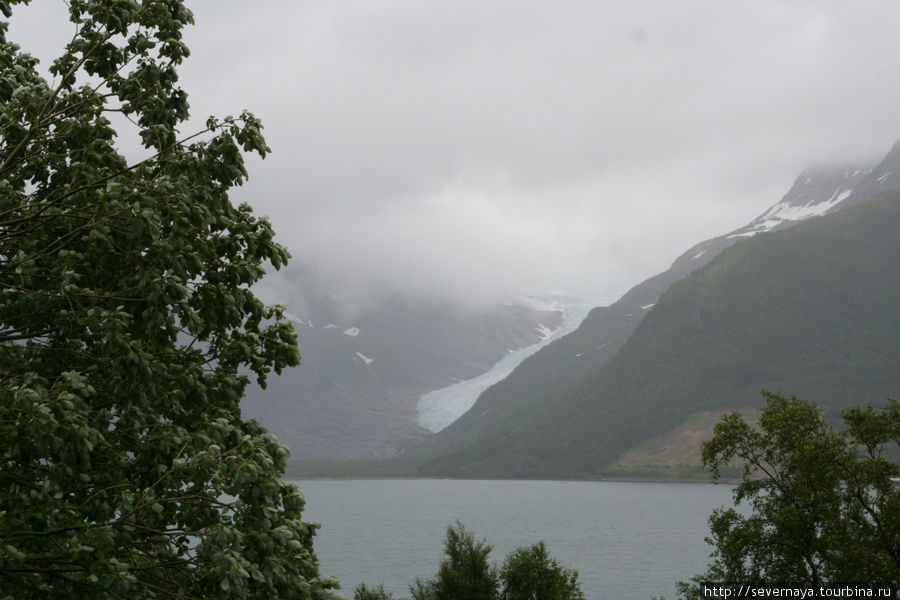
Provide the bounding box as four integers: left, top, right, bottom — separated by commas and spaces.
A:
240, 272, 562, 459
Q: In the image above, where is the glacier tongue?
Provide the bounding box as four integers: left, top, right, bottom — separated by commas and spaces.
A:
416, 293, 617, 432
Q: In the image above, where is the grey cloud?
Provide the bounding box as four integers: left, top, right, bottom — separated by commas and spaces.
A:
12, 1, 900, 308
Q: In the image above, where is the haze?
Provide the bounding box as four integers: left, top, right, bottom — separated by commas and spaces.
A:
12, 1, 900, 312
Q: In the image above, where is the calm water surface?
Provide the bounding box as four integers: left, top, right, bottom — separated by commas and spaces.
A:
291, 479, 736, 600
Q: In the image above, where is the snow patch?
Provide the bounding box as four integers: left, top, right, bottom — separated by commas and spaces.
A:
730, 186, 851, 239
324, 323, 339, 329
641, 303, 655, 310
536, 324, 554, 341
691, 249, 707, 260
355, 352, 373, 365
343, 327, 360, 337
876, 170, 893, 183
727, 231, 759, 239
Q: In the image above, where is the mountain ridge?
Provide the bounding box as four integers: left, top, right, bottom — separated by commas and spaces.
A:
287, 140, 900, 478
412, 191, 900, 478
424, 140, 900, 454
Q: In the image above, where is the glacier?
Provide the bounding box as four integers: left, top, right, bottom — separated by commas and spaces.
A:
416, 292, 619, 432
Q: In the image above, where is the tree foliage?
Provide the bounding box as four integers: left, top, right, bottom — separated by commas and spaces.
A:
683, 391, 900, 595
0, 1, 335, 597
410, 522, 499, 600
353, 583, 393, 600
408, 523, 583, 600
499, 541, 584, 600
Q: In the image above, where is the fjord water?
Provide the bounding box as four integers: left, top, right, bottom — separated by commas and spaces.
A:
293, 479, 736, 599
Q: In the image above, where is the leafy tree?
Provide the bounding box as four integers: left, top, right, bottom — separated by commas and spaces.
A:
409, 577, 437, 600
682, 391, 899, 596
407, 523, 584, 600
500, 541, 584, 600
410, 522, 499, 600
354, 583, 393, 600
0, 1, 336, 598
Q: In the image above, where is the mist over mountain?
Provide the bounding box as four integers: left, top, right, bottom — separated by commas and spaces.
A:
241, 268, 564, 459
288, 140, 900, 478
414, 190, 900, 477
406, 145, 900, 477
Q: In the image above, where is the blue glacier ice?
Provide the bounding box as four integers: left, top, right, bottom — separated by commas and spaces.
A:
416, 292, 618, 432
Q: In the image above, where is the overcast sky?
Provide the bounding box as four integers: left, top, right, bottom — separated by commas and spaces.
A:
11, 1, 900, 313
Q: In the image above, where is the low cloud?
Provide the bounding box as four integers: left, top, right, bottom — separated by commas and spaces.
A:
13, 1, 900, 310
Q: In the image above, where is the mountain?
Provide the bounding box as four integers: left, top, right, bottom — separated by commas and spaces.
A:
240, 271, 563, 459
285, 141, 900, 478
414, 142, 900, 466
411, 190, 900, 478
282, 141, 900, 478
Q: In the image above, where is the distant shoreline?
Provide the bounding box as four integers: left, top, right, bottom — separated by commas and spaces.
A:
284, 475, 738, 485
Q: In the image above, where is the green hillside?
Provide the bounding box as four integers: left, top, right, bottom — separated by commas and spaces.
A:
415, 220, 730, 466
410, 192, 900, 478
